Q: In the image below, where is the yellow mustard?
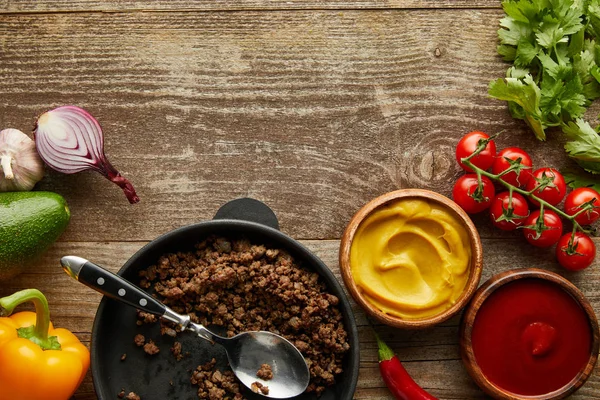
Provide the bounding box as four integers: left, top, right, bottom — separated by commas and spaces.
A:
350, 198, 471, 319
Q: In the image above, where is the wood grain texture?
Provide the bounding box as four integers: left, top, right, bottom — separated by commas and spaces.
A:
2, 3, 600, 400
0, 0, 501, 13
0, 238, 598, 400
0, 8, 567, 243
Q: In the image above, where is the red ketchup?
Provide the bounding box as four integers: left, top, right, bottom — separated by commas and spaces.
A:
471, 279, 592, 396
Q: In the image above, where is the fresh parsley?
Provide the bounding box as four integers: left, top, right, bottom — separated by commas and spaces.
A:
489, 0, 600, 187
563, 166, 600, 190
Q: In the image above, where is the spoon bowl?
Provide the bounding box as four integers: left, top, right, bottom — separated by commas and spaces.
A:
212, 330, 311, 398
61, 255, 310, 399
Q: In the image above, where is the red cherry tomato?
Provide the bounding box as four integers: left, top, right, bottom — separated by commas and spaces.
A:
556, 232, 596, 271
525, 168, 567, 207
489, 192, 529, 231
564, 187, 600, 225
491, 147, 533, 187
456, 131, 497, 172
452, 174, 495, 214
522, 209, 563, 247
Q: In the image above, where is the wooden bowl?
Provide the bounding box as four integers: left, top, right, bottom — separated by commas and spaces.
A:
460, 268, 600, 400
339, 189, 483, 329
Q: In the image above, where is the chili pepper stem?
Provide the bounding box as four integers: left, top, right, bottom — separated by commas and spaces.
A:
373, 330, 439, 400
374, 332, 395, 362
0, 289, 57, 349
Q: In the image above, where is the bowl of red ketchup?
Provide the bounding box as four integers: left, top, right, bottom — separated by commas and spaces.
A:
460, 268, 599, 399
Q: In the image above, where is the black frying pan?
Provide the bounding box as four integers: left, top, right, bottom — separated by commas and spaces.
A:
90, 198, 360, 400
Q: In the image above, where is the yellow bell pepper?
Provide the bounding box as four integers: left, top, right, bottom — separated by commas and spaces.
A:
0, 289, 90, 400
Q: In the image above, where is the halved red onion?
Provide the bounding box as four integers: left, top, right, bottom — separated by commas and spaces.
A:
34, 106, 140, 204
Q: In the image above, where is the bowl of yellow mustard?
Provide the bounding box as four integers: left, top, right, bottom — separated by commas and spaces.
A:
339, 189, 483, 329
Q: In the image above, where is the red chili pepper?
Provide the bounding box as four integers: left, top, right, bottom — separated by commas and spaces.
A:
375, 332, 438, 400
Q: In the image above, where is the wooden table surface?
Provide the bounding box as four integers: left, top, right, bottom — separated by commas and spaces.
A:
1, 1, 599, 399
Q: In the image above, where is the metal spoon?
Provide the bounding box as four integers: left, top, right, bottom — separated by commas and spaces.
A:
60, 256, 310, 399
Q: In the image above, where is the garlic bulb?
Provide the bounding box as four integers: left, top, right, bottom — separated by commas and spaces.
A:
0, 128, 44, 191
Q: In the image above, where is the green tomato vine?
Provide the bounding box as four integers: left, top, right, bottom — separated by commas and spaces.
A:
462, 136, 596, 253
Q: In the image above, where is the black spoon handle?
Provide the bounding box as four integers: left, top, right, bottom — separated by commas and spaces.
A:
60, 255, 166, 316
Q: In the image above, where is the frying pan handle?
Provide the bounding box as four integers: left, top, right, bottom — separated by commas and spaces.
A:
213, 198, 280, 230
60, 256, 166, 317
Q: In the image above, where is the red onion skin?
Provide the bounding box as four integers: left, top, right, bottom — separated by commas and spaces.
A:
34, 106, 139, 204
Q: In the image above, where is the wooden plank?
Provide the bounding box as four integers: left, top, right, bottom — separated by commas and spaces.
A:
0, 8, 566, 243
1, 3, 598, 400
0, 238, 598, 399
1, 1, 501, 13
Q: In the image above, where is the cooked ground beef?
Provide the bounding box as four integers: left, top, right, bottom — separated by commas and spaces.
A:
133, 334, 145, 347
171, 341, 184, 361
143, 340, 160, 355
250, 381, 269, 395
137, 235, 350, 397
160, 323, 178, 338
256, 364, 273, 380
191, 358, 243, 400
136, 311, 157, 325
118, 390, 141, 400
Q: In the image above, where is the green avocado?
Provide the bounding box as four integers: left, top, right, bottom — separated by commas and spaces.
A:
0, 191, 70, 279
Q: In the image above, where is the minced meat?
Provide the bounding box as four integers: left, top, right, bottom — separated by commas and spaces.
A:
191, 358, 243, 400
133, 334, 145, 347
136, 311, 157, 325
171, 341, 184, 361
134, 333, 160, 356
138, 235, 350, 397
117, 391, 141, 400
256, 364, 273, 380
250, 381, 269, 395
143, 340, 160, 355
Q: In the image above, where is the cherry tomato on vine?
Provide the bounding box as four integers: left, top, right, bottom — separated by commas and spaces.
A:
491, 147, 533, 187
456, 131, 497, 172
555, 232, 596, 271
489, 192, 529, 231
522, 209, 563, 247
525, 168, 567, 207
452, 174, 495, 214
564, 187, 600, 226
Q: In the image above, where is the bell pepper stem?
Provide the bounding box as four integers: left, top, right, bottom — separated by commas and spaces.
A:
0, 289, 54, 348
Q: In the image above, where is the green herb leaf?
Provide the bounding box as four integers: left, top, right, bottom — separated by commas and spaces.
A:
587, 0, 600, 39
489, 72, 548, 140
498, 44, 518, 61
563, 167, 600, 191
568, 26, 585, 57
502, 0, 538, 24
564, 119, 600, 161
499, 16, 533, 47
538, 75, 586, 120
536, 20, 567, 50
574, 45, 600, 99
557, 3, 585, 36
516, 37, 540, 66
491, 0, 600, 179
